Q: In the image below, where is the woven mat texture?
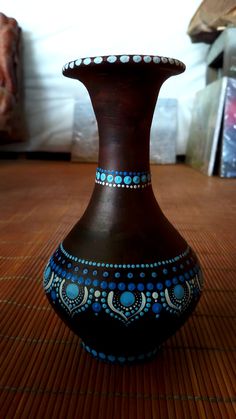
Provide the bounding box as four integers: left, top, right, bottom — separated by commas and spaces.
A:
0, 161, 235, 419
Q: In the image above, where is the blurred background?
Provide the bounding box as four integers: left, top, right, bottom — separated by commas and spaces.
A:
0, 0, 235, 174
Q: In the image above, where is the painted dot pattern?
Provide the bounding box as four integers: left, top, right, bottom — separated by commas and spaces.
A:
43, 243, 203, 325
95, 168, 151, 189
81, 341, 158, 364
62, 55, 186, 73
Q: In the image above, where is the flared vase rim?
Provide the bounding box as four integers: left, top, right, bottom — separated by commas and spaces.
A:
62, 54, 186, 75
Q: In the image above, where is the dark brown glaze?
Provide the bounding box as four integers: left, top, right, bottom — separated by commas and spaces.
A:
43, 55, 203, 364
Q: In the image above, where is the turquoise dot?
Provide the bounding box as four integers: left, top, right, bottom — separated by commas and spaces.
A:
141, 174, 147, 183
101, 173, 106, 181
133, 176, 140, 184
115, 176, 122, 184
115, 272, 120, 278
152, 303, 162, 313
120, 291, 135, 307
124, 176, 132, 185
127, 272, 133, 279
174, 285, 185, 299
66, 283, 79, 299
107, 174, 113, 183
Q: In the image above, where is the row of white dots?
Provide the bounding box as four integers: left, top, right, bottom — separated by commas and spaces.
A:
63, 55, 185, 71
95, 180, 151, 188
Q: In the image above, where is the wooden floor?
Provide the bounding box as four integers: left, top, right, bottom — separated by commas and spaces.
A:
0, 161, 235, 419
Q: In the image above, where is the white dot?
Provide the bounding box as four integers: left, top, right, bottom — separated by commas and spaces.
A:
65, 63, 69, 69
144, 55, 151, 63
133, 55, 142, 63
83, 57, 91, 65
175, 59, 180, 66
161, 57, 168, 63
69, 61, 74, 69
95, 290, 101, 298
169, 58, 174, 64
152, 292, 158, 299
94, 56, 103, 64
120, 55, 130, 63
153, 56, 161, 64
107, 55, 117, 63
75, 58, 82, 66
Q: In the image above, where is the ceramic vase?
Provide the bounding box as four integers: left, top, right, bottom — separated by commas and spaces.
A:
43, 55, 203, 364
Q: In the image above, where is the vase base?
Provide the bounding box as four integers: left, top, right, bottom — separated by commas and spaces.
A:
81, 341, 160, 365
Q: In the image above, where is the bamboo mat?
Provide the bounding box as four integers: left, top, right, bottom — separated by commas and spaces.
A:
0, 161, 235, 419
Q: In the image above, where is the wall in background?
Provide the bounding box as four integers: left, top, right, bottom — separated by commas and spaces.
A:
0, 0, 208, 156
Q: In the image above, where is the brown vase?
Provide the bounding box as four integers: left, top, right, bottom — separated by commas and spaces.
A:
43, 55, 203, 364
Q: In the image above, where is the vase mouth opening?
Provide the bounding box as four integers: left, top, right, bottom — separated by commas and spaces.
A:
62, 54, 186, 76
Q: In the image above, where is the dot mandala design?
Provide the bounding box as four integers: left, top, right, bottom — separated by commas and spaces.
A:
62, 55, 186, 73
43, 243, 203, 325
95, 168, 151, 189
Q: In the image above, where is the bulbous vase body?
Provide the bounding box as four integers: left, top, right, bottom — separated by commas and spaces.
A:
43, 55, 203, 364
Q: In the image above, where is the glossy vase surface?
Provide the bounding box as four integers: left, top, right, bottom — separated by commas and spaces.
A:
43, 55, 203, 364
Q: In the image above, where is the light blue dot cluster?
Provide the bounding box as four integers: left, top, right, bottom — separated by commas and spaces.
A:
63, 55, 185, 72
95, 168, 151, 189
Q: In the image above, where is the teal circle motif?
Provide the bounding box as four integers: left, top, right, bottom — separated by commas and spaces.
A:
173, 284, 185, 299
66, 283, 79, 299
124, 176, 132, 185
120, 291, 135, 307
115, 176, 122, 184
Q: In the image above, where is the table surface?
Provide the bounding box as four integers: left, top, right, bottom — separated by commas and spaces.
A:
0, 161, 235, 419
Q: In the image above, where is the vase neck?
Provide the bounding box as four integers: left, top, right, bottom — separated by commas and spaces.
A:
64, 55, 185, 171
82, 71, 165, 172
